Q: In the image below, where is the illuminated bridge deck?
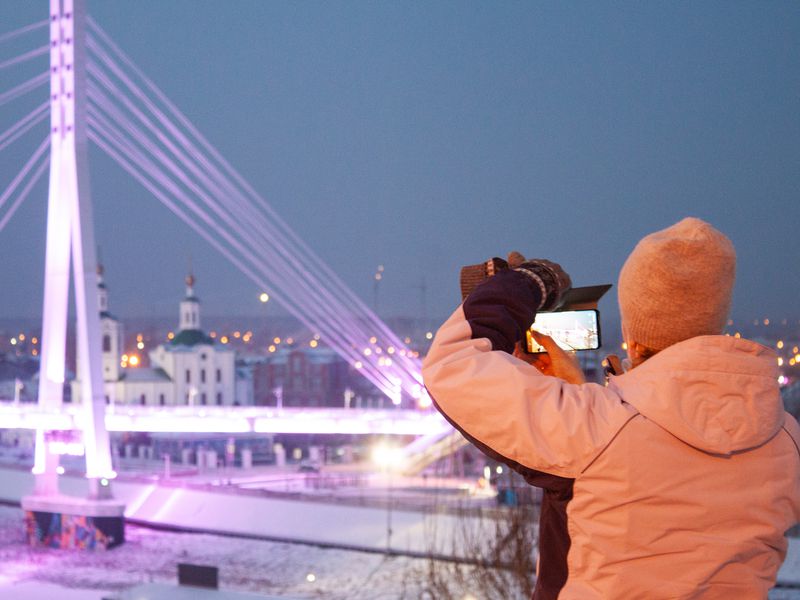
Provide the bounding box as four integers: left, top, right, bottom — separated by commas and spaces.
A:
0, 404, 450, 436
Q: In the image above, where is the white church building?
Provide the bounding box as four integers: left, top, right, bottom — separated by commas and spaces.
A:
72, 268, 238, 407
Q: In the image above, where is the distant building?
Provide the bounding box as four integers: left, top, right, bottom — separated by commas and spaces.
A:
252, 346, 348, 407
0, 354, 39, 402
72, 269, 243, 406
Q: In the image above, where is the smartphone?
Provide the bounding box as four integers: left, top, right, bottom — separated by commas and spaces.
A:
526, 309, 601, 353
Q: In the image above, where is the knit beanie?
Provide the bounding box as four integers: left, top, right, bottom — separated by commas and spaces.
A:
618, 217, 736, 352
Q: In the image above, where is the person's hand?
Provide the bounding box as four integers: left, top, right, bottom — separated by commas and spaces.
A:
514, 331, 586, 385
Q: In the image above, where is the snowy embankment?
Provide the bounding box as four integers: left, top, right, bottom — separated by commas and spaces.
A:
0, 465, 490, 560
0, 505, 440, 600
2, 464, 798, 597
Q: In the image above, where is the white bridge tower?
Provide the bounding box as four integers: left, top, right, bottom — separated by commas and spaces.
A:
32, 0, 115, 500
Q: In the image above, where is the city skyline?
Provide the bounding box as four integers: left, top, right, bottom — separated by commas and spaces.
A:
0, 1, 798, 324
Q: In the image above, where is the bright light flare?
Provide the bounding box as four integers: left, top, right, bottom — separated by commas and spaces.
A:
259, 292, 270, 303
49, 441, 85, 456
371, 443, 405, 470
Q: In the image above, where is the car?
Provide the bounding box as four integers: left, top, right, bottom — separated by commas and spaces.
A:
297, 460, 321, 473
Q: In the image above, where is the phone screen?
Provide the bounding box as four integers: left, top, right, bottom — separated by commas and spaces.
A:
526, 309, 600, 353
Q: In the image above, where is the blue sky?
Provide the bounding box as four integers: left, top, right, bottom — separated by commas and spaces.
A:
0, 1, 798, 325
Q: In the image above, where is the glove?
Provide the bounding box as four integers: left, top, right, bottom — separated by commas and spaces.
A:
460, 252, 571, 310
507, 252, 571, 311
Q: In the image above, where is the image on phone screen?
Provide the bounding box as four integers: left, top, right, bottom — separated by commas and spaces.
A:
527, 309, 600, 353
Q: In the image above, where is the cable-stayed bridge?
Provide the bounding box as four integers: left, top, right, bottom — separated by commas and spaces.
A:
0, 1, 461, 507
1, 13, 425, 406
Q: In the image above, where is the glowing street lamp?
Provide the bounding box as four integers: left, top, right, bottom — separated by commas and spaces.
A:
373, 265, 384, 312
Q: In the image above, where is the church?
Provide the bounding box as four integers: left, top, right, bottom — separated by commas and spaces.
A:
71, 267, 238, 407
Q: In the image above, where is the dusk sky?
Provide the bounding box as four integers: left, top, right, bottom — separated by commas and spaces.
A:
0, 1, 798, 327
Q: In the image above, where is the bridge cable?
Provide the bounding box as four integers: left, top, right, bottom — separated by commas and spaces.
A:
0, 135, 49, 229
84, 63, 408, 392
86, 22, 423, 383
0, 45, 49, 71
87, 117, 395, 396
0, 101, 49, 155
0, 20, 48, 46
0, 72, 48, 108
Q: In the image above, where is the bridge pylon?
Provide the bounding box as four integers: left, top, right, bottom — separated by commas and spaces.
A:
22, 0, 124, 550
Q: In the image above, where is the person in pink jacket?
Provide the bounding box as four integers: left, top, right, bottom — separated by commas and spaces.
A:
422, 217, 800, 599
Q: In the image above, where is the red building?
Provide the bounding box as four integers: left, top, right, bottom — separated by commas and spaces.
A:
253, 346, 348, 407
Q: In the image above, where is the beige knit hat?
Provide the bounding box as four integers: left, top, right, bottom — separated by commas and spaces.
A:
618, 217, 736, 352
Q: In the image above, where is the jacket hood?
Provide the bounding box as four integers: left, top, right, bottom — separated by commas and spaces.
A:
609, 335, 784, 455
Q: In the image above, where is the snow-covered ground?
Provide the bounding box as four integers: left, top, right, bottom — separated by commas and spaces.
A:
1, 503, 799, 599
0, 465, 498, 559
1, 445, 799, 599
0, 505, 460, 599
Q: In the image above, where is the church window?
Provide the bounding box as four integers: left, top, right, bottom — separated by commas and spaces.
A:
140, 394, 146, 405
216, 368, 222, 383
104, 395, 110, 405
201, 393, 207, 405
102, 334, 111, 352
185, 370, 191, 383
201, 369, 206, 383
216, 392, 223, 405
159, 394, 165, 406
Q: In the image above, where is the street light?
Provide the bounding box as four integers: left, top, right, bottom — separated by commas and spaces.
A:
373, 265, 384, 313
371, 442, 403, 551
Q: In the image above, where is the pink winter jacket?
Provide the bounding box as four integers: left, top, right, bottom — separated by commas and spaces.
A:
422, 271, 800, 599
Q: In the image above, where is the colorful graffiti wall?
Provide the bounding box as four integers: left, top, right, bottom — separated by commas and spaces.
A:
24, 510, 124, 550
